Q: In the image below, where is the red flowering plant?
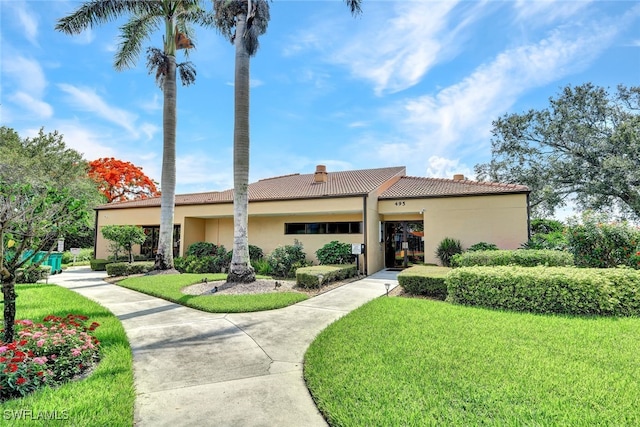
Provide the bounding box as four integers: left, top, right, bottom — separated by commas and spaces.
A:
0, 314, 100, 402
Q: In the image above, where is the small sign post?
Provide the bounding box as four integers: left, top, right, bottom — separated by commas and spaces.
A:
70, 247, 81, 264
352, 244, 362, 274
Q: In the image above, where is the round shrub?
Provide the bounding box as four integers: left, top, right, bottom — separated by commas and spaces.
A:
316, 241, 356, 265
267, 241, 309, 278
185, 242, 217, 258
435, 237, 462, 267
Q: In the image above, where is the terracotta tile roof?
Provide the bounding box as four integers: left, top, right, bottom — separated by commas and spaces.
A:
379, 176, 529, 199
97, 166, 407, 210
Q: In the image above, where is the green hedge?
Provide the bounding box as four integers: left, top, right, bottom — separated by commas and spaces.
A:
90, 259, 110, 271
398, 266, 451, 299
16, 265, 52, 283
296, 265, 358, 289
450, 249, 574, 268
106, 262, 154, 277
446, 266, 640, 316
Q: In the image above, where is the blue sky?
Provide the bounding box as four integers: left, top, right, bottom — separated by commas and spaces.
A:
1, 0, 639, 198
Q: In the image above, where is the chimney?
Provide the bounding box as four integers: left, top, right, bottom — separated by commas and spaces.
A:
453, 174, 465, 181
314, 165, 328, 183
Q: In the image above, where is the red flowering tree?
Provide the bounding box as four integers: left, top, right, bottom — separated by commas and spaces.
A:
88, 157, 160, 203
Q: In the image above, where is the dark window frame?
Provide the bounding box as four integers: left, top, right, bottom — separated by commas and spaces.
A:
284, 221, 363, 235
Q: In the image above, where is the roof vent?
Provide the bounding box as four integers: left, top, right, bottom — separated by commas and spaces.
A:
453, 174, 465, 181
314, 165, 328, 183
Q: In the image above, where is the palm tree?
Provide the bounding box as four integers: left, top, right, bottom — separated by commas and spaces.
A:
56, 0, 213, 271
213, 0, 362, 284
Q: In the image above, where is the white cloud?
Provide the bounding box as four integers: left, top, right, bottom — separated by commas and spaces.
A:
513, 0, 592, 25
57, 83, 140, 136
51, 122, 118, 160
332, 2, 460, 95
9, 1, 39, 46
425, 156, 474, 180
8, 92, 53, 119
2, 55, 48, 95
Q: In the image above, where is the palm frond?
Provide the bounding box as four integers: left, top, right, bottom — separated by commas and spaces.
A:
344, 0, 363, 16
213, 0, 270, 54
115, 14, 161, 70
56, 0, 158, 34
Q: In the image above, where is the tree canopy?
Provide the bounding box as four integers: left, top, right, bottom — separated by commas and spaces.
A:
1, 127, 99, 342
88, 157, 160, 203
475, 83, 640, 219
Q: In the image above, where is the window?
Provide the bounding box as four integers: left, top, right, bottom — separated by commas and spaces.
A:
285, 222, 362, 235
141, 225, 181, 258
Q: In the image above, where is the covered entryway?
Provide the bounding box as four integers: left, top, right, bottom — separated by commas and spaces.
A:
384, 221, 424, 269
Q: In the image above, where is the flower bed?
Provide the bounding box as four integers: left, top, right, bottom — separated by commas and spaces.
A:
1, 314, 100, 402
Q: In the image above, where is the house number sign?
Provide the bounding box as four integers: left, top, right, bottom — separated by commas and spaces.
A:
394, 201, 406, 206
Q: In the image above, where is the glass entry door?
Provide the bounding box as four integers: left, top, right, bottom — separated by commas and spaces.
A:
384, 221, 424, 269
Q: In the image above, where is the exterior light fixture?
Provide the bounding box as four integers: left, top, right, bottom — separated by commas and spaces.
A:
385, 283, 390, 296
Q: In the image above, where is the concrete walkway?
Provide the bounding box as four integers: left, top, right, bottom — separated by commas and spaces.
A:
52, 268, 399, 426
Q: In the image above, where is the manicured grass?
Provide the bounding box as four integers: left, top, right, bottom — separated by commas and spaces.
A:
118, 273, 308, 312
305, 297, 640, 426
1, 283, 134, 426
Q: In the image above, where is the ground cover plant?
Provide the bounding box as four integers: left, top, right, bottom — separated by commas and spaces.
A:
305, 297, 640, 426
1, 283, 133, 425
118, 273, 308, 312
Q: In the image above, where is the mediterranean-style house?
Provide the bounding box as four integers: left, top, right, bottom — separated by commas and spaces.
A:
94, 165, 530, 274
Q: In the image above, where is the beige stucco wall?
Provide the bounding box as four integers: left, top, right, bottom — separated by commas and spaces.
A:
379, 193, 529, 265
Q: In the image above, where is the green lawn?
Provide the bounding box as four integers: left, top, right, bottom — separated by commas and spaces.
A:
305, 297, 640, 426
1, 283, 134, 426
118, 273, 308, 312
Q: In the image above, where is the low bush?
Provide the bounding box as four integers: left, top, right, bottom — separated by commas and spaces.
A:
105, 262, 154, 277
61, 248, 93, 264
90, 259, 110, 271
185, 242, 217, 258
174, 246, 231, 274
435, 237, 462, 267
249, 245, 264, 261
252, 258, 272, 275
566, 212, 640, 269
446, 266, 640, 316
296, 265, 358, 289
450, 249, 574, 268
268, 241, 309, 278
316, 241, 356, 265
16, 266, 52, 284
398, 266, 451, 299
467, 242, 498, 252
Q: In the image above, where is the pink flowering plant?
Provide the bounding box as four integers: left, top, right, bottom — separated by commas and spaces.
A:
0, 314, 100, 402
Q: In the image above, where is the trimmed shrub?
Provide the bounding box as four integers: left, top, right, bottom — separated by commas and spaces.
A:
90, 259, 110, 271
398, 266, 451, 299
467, 242, 499, 252
435, 237, 462, 267
446, 266, 640, 316
268, 241, 309, 278
61, 248, 93, 264
105, 261, 154, 277
450, 249, 574, 268
316, 241, 356, 265
296, 265, 358, 289
186, 242, 217, 258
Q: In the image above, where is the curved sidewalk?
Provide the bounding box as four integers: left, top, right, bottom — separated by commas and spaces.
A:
52, 268, 398, 426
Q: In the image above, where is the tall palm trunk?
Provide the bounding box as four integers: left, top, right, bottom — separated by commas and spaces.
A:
155, 53, 178, 270
227, 12, 255, 283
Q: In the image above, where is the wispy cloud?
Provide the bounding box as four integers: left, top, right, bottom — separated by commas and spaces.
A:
513, 0, 592, 25
0, 52, 52, 119
57, 83, 140, 136
5, 0, 39, 46
352, 12, 627, 177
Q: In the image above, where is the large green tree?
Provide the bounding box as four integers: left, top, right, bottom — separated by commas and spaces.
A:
57, 0, 214, 271
475, 83, 640, 219
1, 127, 97, 342
213, 0, 363, 284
